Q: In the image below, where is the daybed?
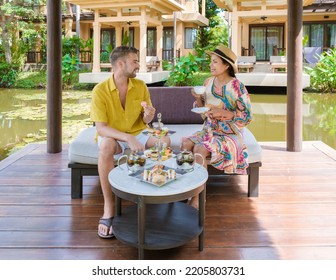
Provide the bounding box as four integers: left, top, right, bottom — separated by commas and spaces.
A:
237, 56, 256, 72
68, 87, 262, 199
270, 56, 287, 72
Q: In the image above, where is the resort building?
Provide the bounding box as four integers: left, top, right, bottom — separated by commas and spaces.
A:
213, 0, 336, 61
63, 0, 208, 75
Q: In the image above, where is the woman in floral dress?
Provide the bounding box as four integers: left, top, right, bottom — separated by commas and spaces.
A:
182, 45, 252, 208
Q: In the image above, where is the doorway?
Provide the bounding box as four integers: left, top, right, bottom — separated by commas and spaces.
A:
250, 25, 284, 61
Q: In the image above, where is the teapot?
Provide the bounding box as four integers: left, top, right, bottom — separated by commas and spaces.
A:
117, 152, 147, 173
176, 149, 204, 171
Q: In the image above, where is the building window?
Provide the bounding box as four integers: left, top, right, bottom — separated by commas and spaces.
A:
249, 25, 284, 61
303, 22, 336, 49
147, 28, 157, 56
163, 28, 174, 61
185, 28, 197, 49
122, 28, 134, 47
101, 29, 115, 51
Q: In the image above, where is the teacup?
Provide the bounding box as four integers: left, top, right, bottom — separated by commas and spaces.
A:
193, 86, 206, 95
118, 152, 147, 173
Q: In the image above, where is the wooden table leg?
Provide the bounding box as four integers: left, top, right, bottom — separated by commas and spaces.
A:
199, 188, 205, 251
137, 196, 146, 260
115, 196, 122, 215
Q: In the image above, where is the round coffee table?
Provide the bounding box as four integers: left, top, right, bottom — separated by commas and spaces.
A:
108, 158, 208, 259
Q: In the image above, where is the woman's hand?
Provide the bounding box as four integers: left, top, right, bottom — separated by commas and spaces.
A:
207, 106, 235, 121
191, 88, 205, 107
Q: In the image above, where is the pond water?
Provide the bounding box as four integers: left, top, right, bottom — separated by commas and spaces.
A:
0, 88, 335, 160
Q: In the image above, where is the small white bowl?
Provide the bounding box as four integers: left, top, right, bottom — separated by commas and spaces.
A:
193, 86, 206, 95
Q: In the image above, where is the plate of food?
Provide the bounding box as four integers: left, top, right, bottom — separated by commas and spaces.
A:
191, 107, 210, 114
144, 147, 174, 161
129, 165, 186, 187
135, 165, 177, 187
143, 127, 175, 137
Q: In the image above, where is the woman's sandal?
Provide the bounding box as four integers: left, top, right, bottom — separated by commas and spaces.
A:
98, 217, 115, 239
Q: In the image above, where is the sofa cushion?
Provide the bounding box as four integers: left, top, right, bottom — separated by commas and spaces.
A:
68, 127, 99, 165
243, 127, 262, 163
68, 125, 261, 165
164, 124, 203, 150
149, 87, 203, 125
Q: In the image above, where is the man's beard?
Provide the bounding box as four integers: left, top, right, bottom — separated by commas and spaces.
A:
125, 67, 138, 78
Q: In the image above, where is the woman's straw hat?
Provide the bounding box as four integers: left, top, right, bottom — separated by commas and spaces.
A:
205, 45, 238, 73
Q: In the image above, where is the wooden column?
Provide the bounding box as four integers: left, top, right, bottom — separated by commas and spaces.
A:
286, 0, 302, 152
156, 24, 163, 71
47, 0, 62, 153
92, 11, 101, 73
231, 5, 239, 55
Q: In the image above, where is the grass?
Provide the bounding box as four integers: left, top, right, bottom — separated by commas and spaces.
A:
15, 71, 47, 89
14, 70, 95, 90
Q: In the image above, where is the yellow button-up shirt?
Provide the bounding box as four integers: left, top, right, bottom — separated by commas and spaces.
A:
90, 76, 152, 136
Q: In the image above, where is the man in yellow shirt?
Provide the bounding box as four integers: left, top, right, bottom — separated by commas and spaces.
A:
91, 46, 170, 238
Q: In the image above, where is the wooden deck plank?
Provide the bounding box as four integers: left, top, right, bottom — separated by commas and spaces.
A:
0, 142, 335, 260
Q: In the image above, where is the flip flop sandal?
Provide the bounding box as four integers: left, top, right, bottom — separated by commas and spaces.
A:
98, 217, 115, 239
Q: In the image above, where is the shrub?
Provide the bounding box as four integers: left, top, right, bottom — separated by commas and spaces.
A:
305, 48, 336, 93
15, 71, 47, 89
166, 53, 204, 86
62, 54, 80, 89
0, 63, 19, 88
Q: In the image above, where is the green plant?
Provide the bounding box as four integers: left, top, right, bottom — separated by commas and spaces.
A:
122, 31, 129, 46
100, 51, 110, 63
305, 48, 336, 93
162, 60, 172, 71
278, 50, 286, 56
62, 54, 80, 89
15, 71, 47, 89
0, 63, 19, 88
167, 53, 203, 86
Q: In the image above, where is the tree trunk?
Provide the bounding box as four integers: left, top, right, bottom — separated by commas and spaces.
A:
0, 13, 15, 64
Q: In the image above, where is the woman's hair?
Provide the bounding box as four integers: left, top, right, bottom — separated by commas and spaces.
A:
219, 56, 236, 78
109, 46, 138, 66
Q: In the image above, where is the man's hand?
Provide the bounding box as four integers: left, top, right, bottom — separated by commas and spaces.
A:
141, 101, 155, 123
126, 134, 145, 153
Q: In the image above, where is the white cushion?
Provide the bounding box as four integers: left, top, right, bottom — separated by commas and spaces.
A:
68, 125, 262, 165
68, 126, 99, 165
164, 124, 203, 151
243, 127, 262, 163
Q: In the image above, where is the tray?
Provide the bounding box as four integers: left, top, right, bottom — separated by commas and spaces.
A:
142, 130, 176, 137
129, 166, 186, 187
143, 148, 175, 161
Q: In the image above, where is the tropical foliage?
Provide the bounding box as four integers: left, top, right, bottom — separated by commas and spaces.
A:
195, 0, 228, 65
0, 0, 47, 86
167, 53, 204, 86
305, 48, 336, 93
0, 0, 46, 65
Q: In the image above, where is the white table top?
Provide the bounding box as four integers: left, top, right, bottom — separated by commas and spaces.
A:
108, 158, 208, 197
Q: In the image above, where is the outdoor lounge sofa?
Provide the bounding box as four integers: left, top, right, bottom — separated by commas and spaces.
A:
270, 56, 287, 72
68, 87, 262, 199
237, 56, 256, 72
146, 56, 160, 72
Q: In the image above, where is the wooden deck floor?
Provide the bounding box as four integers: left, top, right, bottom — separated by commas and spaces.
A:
0, 141, 336, 260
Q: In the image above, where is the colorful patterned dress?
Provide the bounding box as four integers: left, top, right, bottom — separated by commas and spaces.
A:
188, 77, 252, 174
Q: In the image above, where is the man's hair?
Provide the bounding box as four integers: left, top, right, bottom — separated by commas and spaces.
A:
109, 46, 138, 66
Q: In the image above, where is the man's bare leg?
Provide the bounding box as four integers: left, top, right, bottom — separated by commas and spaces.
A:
97, 137, 122, 237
